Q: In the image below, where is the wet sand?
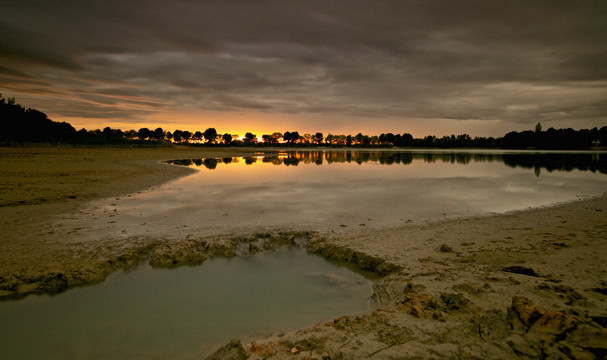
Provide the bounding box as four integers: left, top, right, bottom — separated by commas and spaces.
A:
1, 146, 606, 359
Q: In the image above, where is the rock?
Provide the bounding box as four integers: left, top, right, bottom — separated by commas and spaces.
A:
37, 272, 68, 294
248, 243, 262, 254
509, 296, 578, 335
502, 265, 539, 277
306, 234, 326, 252
398, 293, 435, 318
507, 296, 606, 359
474, 310, 510, 342
259, 232, 298, 250
566, 324, 607, 350
0, 274, 19, 292
439, 244, 453, 253
204, 239, 237, 258
508, 296, 550, 331
205, 339, 246, 360
149, 242, 207, 267
231, 234, 257, 243
308, 242, 399, 276
439, 293, 470, 312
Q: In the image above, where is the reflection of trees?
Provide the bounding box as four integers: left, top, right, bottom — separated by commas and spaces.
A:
203, 158, 218, 169
168, 151, 606, 175
503, 153, 607, 175
283, 157, 300, 166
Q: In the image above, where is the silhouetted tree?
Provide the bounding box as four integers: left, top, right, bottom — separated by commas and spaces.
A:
244, 132, 256, 145
271, 132, 282, 144
182, 131, 192, 143
192, 131, 203, 142
598, 126, 607, 147
354, 133, 363, 145
222, 133, 232, 145
153, 127, 165, 141
203, 128, 217, 144
124, 129, 138, 139
138, 128, 151, 140
402, 133, 414, 146
173, 130, 183, 143
393, 134, 403, 146
314, 132, 324, 145
290, 131, 300, 144
378, 133, 386, 144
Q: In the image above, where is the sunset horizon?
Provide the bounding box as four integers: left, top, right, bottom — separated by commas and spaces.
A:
2, 1, 606, 139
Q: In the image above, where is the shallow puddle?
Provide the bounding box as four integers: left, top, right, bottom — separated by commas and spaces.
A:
0, 248, 375, 359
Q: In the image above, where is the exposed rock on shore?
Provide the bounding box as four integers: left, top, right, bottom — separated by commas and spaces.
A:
149, 241, 208, 267
205, 339, 247, 360
307, 236, 400, 276
0, 231, 319, 299
237, 295, 606, 359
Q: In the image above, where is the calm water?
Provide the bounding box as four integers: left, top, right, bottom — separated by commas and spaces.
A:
0, 248, 375, 359
74, 150, 607, 241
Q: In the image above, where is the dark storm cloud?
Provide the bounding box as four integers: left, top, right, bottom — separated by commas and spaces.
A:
1, 0, 606, 132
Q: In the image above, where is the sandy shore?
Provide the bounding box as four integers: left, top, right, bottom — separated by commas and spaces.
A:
1, 146, 606, 359
0, 146, 257, 297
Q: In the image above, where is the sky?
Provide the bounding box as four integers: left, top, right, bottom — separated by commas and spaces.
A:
1, 1, 606, 137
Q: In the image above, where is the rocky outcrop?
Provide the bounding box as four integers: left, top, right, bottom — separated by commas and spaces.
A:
241, 294, 607, 359
507, 296, 607, 359
0, 231, 321, 299
203, 238, 237, 258
0, 241, 158, 299
204, 339, 247, 360
307, 236, 400, 276
149, 241, 207, 267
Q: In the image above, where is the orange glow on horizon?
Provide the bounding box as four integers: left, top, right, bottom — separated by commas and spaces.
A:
50, 107, 513, 139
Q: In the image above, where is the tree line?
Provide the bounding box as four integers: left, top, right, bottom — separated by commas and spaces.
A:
1, 94, 606, 149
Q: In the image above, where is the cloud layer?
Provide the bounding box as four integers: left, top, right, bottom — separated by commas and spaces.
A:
2, 0, 606, 135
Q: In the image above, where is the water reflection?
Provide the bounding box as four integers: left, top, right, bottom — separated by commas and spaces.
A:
167, 151, 607, 176
61, 149, 607, 254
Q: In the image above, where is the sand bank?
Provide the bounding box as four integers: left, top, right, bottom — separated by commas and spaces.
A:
1, 146, 606, 359
0, 146, 257, 297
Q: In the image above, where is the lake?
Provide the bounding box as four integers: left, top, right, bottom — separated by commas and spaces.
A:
74, 150, 607, 241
